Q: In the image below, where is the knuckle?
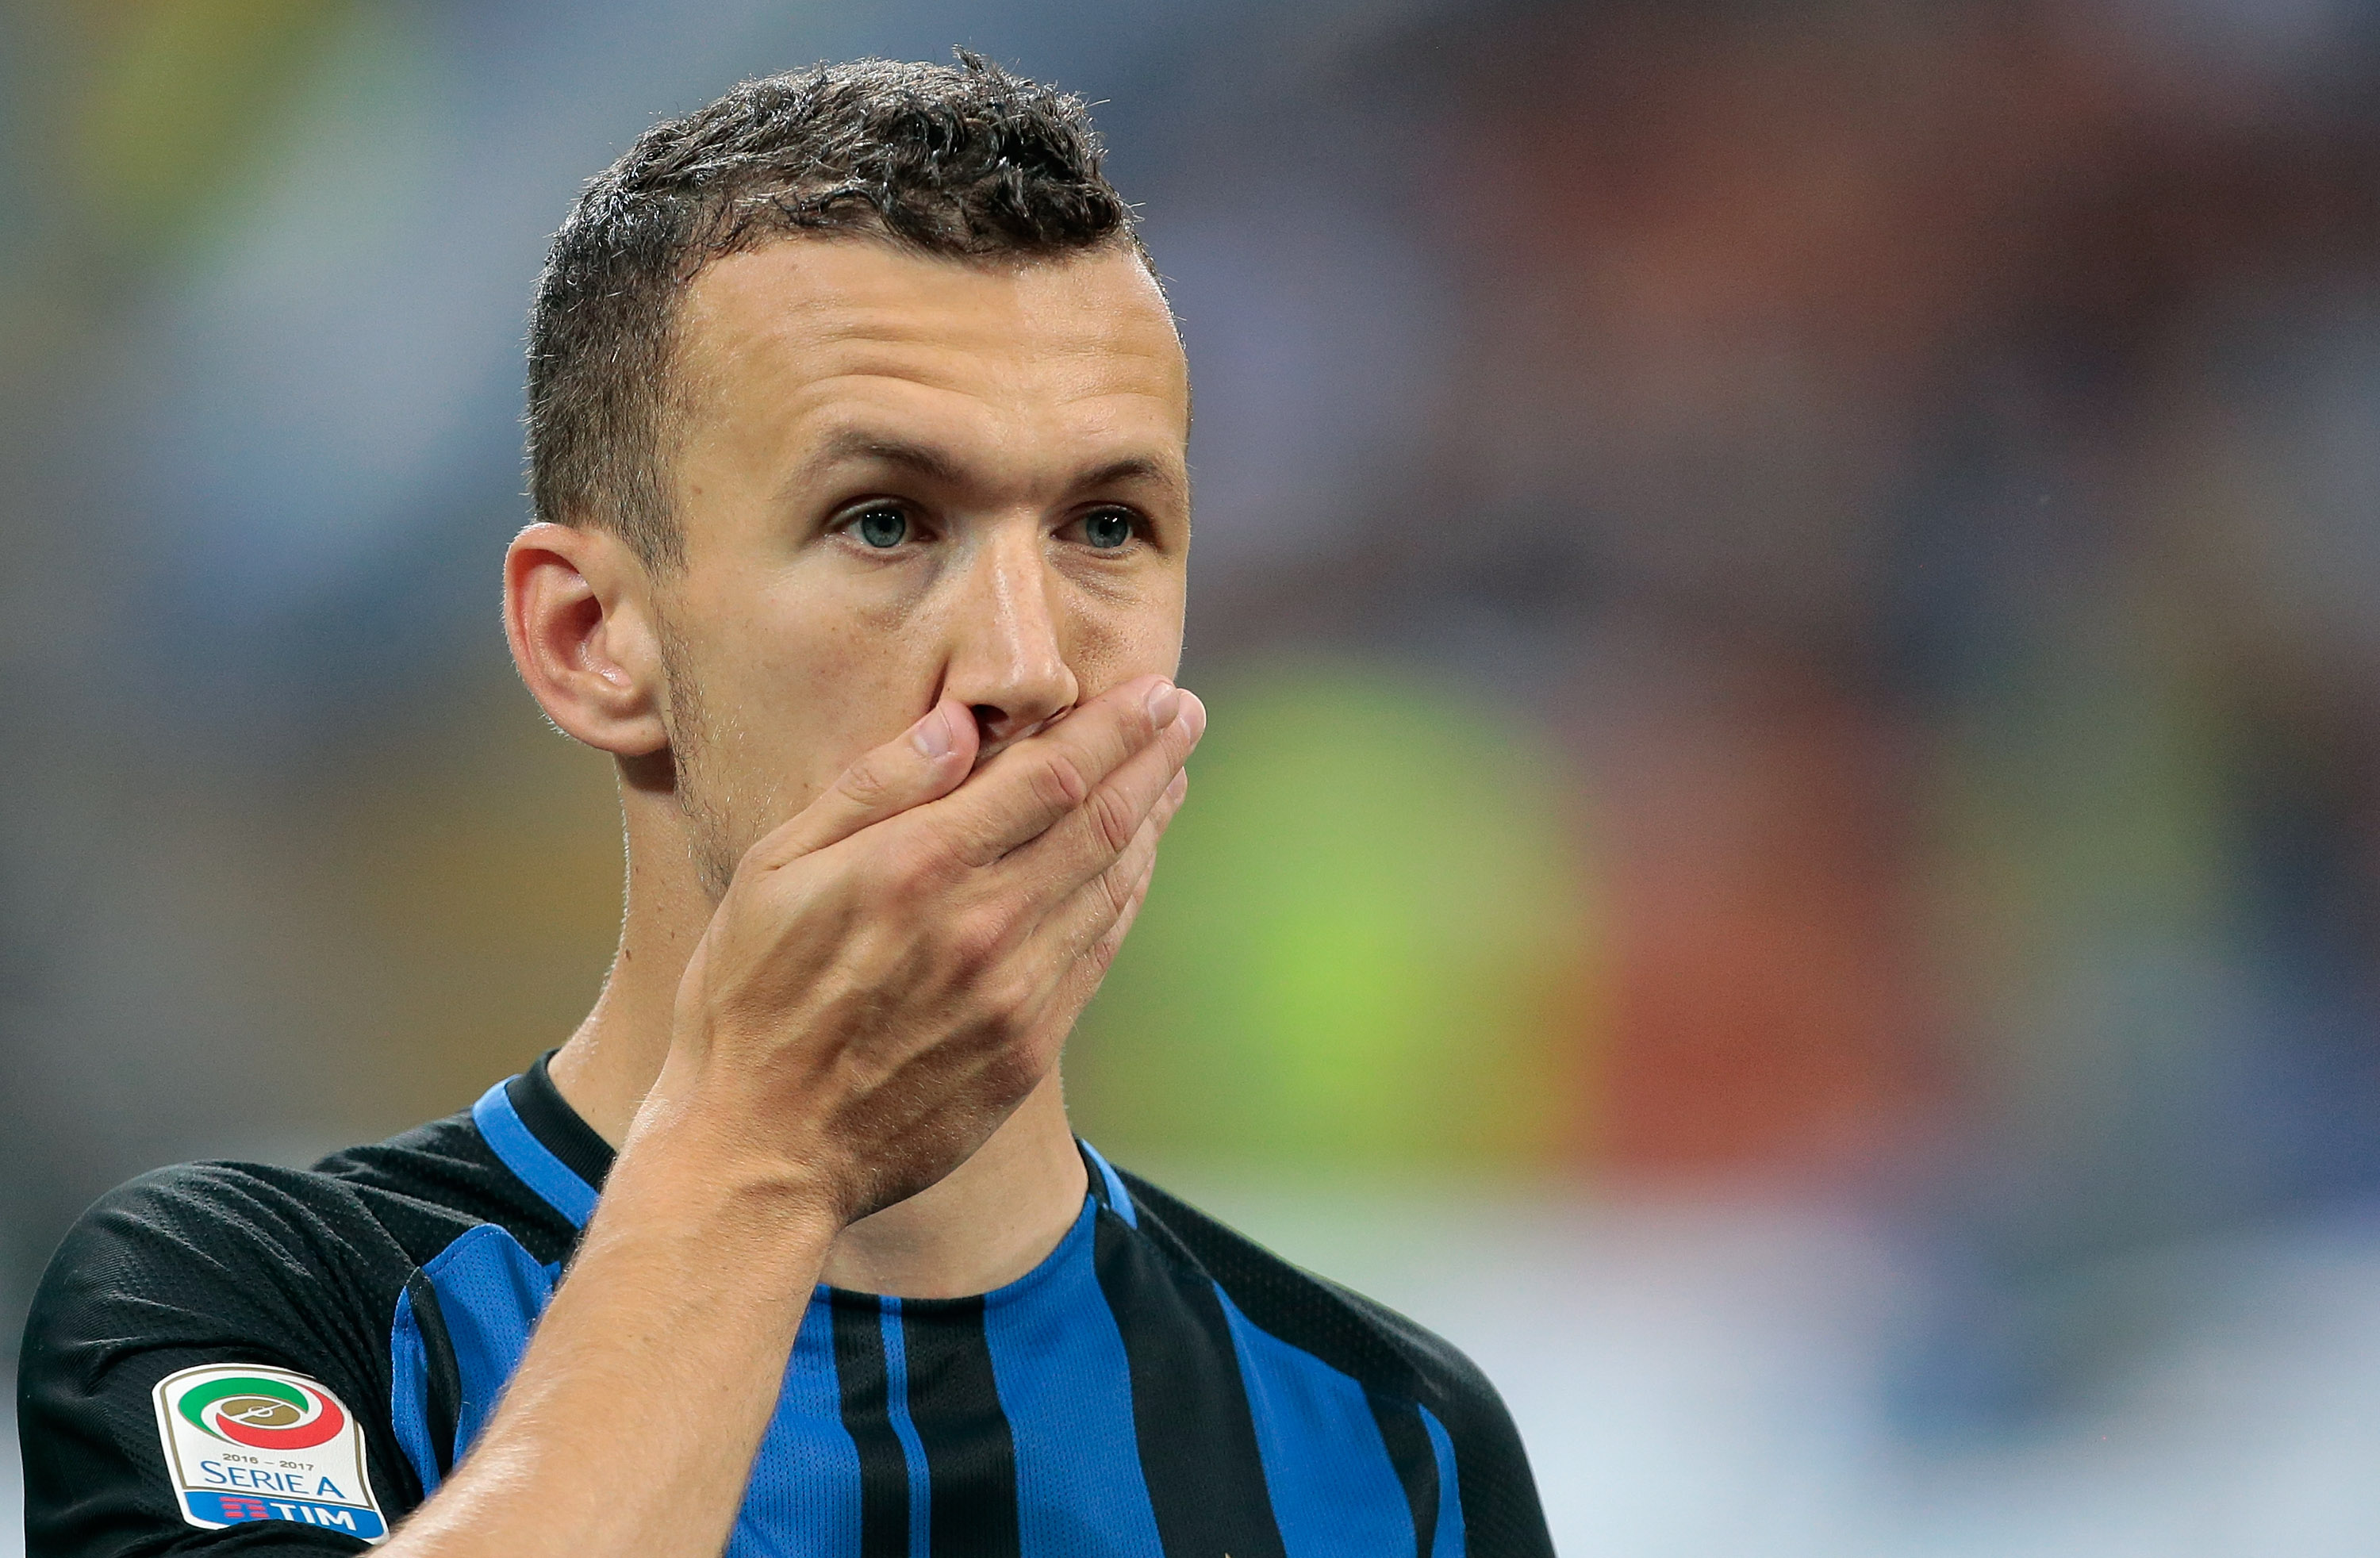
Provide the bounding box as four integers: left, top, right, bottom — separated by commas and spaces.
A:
876, 835, 948, 899
1119, 693, 1157, 749
985, 980, 1037, 1032
735, 828, 789, 878
944, 905, 1012, 973
1112, 865, 1146, 921
1096, 856, 1138, 920
1031, 750, 1093, 813
970, 956, 1044, 1023
1087, 786, 1140, 857
837, 752, 899, 810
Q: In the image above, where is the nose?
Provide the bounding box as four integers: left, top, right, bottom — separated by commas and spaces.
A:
942, 526, 1079, 754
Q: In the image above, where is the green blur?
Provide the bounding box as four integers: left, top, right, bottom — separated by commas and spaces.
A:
1069, 662, 1597, 1173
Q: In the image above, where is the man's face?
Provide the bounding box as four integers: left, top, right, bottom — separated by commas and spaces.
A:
654, 236, 1192, 895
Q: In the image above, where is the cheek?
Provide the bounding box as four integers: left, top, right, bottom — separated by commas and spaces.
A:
698, 588, 947, 804
1064, 570, 1186, 687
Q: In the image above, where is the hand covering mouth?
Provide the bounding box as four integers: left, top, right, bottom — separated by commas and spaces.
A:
969, 708, 1069, 773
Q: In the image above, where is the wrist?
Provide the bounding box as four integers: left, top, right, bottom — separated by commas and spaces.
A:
607, 1073, 847, 1244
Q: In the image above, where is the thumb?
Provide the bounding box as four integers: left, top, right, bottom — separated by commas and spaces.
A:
745, 700, 980, 869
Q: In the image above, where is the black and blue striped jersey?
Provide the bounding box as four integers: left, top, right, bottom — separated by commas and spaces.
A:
21, 1056, 1554, 1556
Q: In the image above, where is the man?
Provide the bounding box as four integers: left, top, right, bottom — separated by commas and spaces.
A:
20, 54, 1553, 1557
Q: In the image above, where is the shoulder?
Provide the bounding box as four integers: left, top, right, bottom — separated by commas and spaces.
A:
26, 1103, 556, 1377
1117, 1167, 1493, 1408
36, 1103, 521, 1307
319, 1103, 578, 1266
1117, 1167, 1559, 1558
20, 1154, 451, 1434
31, 1158, 407, 1331
17, 1107, 549, 1556
19, 1161, 422, 1555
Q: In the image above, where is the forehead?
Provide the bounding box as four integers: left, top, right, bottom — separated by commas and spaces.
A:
672, 236, 1188, 456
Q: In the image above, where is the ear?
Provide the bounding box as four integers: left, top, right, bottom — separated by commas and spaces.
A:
503, 522, 669, 757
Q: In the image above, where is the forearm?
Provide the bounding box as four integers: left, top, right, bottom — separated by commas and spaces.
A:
384, 1113, 836, 1558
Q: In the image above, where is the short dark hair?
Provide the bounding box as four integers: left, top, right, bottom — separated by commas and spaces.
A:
525, 52, 1139, 568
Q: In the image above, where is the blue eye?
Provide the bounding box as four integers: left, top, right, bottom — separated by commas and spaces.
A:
854, 507, 907, 548
1084, 510, 1133, 550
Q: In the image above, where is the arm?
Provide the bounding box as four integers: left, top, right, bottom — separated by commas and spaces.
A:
381, 675, 1201, 1558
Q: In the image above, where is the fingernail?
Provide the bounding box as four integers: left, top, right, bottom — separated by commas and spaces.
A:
911, 703, 955, 760
1143, 680, 1180, 729
1179, 691, 1207, 742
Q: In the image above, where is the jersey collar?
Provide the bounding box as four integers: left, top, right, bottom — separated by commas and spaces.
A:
475, 1051, 1139, 1238
471, 1052, 606, 1228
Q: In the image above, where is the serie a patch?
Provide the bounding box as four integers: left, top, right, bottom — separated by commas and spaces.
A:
150, 1362, 389, 1542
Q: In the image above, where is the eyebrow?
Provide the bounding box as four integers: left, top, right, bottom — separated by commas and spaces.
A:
793, 428, 1186, 505
804, 429, 966, 487
1072, 454, 1184, 500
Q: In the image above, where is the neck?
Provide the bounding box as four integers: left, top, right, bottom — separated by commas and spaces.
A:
545, 781, 1088, 1299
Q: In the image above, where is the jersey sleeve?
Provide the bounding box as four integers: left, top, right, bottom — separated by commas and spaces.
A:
1338, 1287, 1558, 1558
1116, 1168, 1558, 1557
18, 1163, 422, 1555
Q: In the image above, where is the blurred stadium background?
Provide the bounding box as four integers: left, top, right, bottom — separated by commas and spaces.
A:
7, 0, 2380, 1550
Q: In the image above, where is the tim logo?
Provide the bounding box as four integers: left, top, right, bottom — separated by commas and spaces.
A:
182, 1491, 389, 1539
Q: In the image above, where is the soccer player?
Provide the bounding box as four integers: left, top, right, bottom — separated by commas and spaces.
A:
19, 55, 1553, 1557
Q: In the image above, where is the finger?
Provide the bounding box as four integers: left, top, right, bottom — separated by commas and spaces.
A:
743, 700, 980, 871
1077, 777, 1177, 969
1087, 861, 1157, 972
998, 688, 1203, 903
1007, 797, 1173, 1061
919, 675, 1185, 869
1020, 762, 1188, 973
